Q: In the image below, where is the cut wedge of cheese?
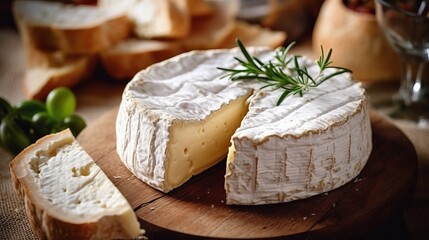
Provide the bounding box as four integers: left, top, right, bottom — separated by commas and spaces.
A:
10, 129, 141, 239
117, 49, 253, 192
116, 48, 372, 205
225, 64, 372, 205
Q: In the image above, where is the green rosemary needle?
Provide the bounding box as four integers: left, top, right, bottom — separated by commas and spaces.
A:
218, 39, 352, 106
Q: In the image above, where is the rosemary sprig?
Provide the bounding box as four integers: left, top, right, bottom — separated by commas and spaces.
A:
217, 39, 352, 106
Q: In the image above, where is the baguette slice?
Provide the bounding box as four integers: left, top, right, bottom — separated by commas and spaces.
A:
23, 43, 96, 100
13, 0, 130, 54
9, 129, 141, 240
99, 0, 191, 39
131, 0, 190, 39
23, 55, 96, 100
17, 13, 97, 100
216, 20, 287, 49
100, 39, 182, 80
186, 0, 215, 17
180, 0, 238, 51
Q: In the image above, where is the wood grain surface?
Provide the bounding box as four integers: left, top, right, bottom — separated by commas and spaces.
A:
77, 108, 418, 240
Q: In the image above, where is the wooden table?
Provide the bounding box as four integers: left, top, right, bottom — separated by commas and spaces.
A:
77, 108, 417, 239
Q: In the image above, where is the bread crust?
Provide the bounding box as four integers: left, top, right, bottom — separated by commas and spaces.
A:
100, 39, 182, 80
186, 0, 214, 17
23, 55, 96, 100
312, 0, 401, 82
18, 19, 97, 100
181, 0, 237, 51
216, 21, 287, 49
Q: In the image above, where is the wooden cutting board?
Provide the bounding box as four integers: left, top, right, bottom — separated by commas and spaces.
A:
77, 109, 417, 240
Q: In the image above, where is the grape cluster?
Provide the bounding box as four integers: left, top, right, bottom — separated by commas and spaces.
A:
0, 87, 86, 154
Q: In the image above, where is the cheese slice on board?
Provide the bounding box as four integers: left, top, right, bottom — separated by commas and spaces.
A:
116, 48, 372, 205
116, 49, 255, 192
10, 129, 141, 239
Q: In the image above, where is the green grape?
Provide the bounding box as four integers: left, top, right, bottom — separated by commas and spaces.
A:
0, 115, 31, 154
46, 87, 76, 120
51, 122, 68, 134
62, 115, 86, 137
32, 112, 57, 138
14, 114, 39, 143
15, 99, 46, 121
0, 97, 13, 122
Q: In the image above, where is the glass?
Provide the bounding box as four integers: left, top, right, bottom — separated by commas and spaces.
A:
375, 0, 429, 124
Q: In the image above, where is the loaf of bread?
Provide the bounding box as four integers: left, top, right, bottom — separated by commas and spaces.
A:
13, 0, 131, 54
312, 0, 401, 82
9, 129, 142, 240
100, 39, 182, 80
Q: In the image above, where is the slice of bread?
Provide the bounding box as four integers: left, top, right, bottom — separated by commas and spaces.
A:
217, 20, 287, 49
9, 129, 142, 240
186, 0, 214, 17
13, 0, 131, 54
180, 0, 238, 51
100, 38, 182, 80
132, 0, 190, 39
23, 53, 96, 100
19, 27, 96, 100
16, 3, 97, 100
99, 0, 190, 39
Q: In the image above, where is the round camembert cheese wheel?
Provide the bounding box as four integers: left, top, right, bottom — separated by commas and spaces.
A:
116, 47, 372, 205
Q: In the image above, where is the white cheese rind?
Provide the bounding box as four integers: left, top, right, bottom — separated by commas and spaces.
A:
117, 48, 372, 204
225, 58, 372, 205
116, 49, 266, 192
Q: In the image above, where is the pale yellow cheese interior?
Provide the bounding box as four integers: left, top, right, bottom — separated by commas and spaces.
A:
165, 95, 249, 188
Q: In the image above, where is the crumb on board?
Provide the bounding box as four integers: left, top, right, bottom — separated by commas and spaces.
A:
354, 177, 364, 183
